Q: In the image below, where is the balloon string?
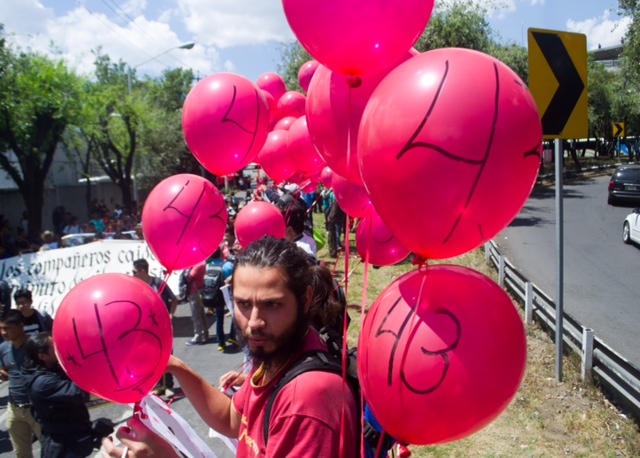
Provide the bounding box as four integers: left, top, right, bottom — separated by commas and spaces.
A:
157, 270, 173, 296
361, 215, 372, 317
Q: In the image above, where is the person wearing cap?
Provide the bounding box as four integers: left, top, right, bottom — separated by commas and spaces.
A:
0, 309, 41, 457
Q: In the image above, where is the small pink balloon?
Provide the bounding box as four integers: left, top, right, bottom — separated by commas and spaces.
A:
273, 116, 298, 131
356, 211, 411, 266
257, 130, 297, 183
261, 90, 279, 129
53, 274, 173, 404
182, 73, 270, 176
277, 91, 306, 119
283, 0, 435, 78
287, 116, 325, 177
320, 166, 334, 188
359, 265, 527, 445
359, 48, 542, 259
142, 174, 227, 271
256, 72, 287, 101
298, 60, 320, 93
306, 50, 417, 185
332, 172, 372, 218
235, 201, 286, 247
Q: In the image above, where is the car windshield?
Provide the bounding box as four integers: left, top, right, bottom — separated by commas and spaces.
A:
615, 169, 640, 181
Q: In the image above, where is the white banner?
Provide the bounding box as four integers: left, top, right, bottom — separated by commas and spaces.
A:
0, 240, 182, 317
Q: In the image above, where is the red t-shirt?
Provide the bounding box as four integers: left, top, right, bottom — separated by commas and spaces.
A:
232, 329, 358, 458
188, 261, 206, 292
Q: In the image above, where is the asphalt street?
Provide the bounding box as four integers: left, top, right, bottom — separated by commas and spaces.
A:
496, 174, 640, 368
0, 300, 245, 457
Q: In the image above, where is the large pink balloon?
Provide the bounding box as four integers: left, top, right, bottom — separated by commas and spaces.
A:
358, 265, 527, 445
53, 274, 173, 404
359, 48, 542, 260
257, 130, 297, 183
261, 90, 279, 129
277, 91, 306, 119
282, 0, 434, 78
142, 174, 227, 271
182, 73, 269, 176
287, 116, 325, 177
356, 211, 410, 266
234, 201, 286, 247
307, 51, 417, 185
332, 172, 372, 218
298, 60, 320, 93
273, 116, 297, 131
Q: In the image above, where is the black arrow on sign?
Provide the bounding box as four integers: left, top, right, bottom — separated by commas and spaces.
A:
614, 123, 624, 137
532, 32, 585, 136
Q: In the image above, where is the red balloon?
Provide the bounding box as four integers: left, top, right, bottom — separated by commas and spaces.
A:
234, 201, 286, 247
182, 73, 269, 176
257, 130, 297, 183
287, 116, 325, 177
356, 211, 411, 266
53, 274, 173, 404
306, 51, 417, 185
273, 116, 297, 131
358, 265, 527, 445
298, 60, 320, 93
277, 91, 306, 119
320, 166, 334, 188
256, 72, 287, 102
359, 48, 542, 260
282, 0, 434, 78
142, 174, 227, 271
332, 172, 372, 218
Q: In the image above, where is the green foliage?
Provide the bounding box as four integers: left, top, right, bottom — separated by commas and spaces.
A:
0, 27, 82, 237
276, 41, 311, 93
619, 0, 640, 84
489, 44, 529, 83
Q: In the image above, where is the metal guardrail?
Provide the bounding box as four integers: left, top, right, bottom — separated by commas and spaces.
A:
485, 241, 640, 422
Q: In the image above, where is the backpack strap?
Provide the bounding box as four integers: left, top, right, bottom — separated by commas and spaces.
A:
263, 350, 349, 446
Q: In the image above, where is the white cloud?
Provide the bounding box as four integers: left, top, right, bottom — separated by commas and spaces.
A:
530, 0, 545, 6
177, 0, 292, 48
567, 10, 630, 50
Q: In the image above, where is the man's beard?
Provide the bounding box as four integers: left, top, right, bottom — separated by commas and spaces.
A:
237, 307, 308, 373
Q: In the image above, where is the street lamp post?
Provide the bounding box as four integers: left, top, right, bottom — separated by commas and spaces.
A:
127, 41, 195, 94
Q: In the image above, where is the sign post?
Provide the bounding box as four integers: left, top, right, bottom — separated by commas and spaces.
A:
528, 28, 588, 383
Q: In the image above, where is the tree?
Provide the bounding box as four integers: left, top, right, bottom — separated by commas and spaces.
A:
0, 26, 81, 240
277, 41, 311, 93
619, 0, 640, 85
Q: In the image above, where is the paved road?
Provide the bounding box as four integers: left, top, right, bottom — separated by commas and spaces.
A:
0, 301, 244, 457
496, 175, 640, 368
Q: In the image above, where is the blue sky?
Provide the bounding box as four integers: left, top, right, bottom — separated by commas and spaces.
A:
0, 0, 629, 84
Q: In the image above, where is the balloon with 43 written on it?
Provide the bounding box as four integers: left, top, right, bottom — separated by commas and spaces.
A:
53, 274, 173, 404
142, 174, 228, 271
358, 264, 527, 445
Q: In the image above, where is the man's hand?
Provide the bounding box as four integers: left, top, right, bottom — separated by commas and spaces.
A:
101, 417, 179, 458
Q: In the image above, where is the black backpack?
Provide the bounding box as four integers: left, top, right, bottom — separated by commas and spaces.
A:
263, 327, 396, 458
200, 264, 225, 308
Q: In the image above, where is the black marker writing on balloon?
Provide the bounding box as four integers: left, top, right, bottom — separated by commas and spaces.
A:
149, 309, 158, 327
221, 86, 262, 164
399, 308, 461, 395
163, 180, 206, 247
396, 60, 541, 245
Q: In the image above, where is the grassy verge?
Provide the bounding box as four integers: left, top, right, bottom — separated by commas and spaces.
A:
313, 213, 640, 457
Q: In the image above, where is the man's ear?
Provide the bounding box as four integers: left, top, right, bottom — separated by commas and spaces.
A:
303, 286, 312, 314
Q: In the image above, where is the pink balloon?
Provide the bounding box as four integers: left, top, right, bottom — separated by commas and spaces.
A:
142, 174, 227, 271
287, 116, 325, 177
273, 116, 297, 131
356, 211, 411, 266
261, 90, 279, 129
332, 172, 372, 218
53, 274, 173, 404
298, 60, 320, 93
359, 48, 542, 260
277, 91, 306, 119
256, 72, 287, 102
282, 0, 434, 78
306, 51, 417, 185
257, 130, 297, 183
320, 166, 334, 188
358, 265, 527, 445
234, 201, 286, 247
182, 73, 269, 176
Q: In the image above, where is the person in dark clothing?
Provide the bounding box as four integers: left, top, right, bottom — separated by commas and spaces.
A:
13, 289, 53, 337
23, 332, 95, 458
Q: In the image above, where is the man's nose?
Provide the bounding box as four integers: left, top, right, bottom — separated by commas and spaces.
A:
247, 307, 265, 330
